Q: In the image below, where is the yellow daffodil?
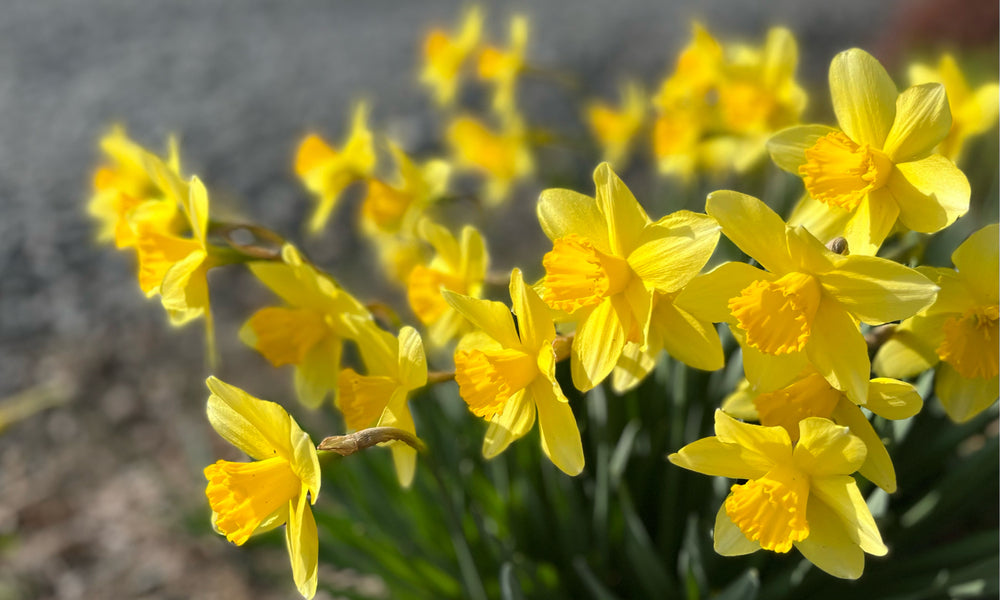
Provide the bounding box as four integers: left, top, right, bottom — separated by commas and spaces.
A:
586, 82, 646, 167
420, 6, 483, 107
537, 162, 720, 392
338, 323, 427, 487
611, 288, 725, 394
447, 115, 532, 205
670, 410, 887, 579
910, 54, 999, 164
296, 103, 376, 233
768, 48, 970, 255
676, 191, 938, 405
88, 126, 184, 248
406, 219, 488, 348
722, 369, 922, 493
360, 143, 451, 236
444, 268, 584, 475
240, 244, 373, 409
203, 377, 321, 599
477, 15, 528, 118
874, 224, 999, 422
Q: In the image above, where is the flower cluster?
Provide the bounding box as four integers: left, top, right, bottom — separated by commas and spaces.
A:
86, 12, 997, 598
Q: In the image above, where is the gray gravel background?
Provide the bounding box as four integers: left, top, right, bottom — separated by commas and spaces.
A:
0, 1, 994, 598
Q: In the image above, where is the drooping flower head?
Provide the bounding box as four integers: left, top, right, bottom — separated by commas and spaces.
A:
420, 6, 483, 107
677, 191, 938, 404
669, 410, 887, 579
338, 323, 428, 487
447, 114, 533, 205
445, 268, 584, 475
537, 162, 720, 391
722, 369, 923, 493
296, 103, 376, 233
769, 48, 970, 255
874, 223, 999, 422
406, 219, 489, 348
203, 377, 321, 599
241, 244, 373, 408
586, 82, 647, 167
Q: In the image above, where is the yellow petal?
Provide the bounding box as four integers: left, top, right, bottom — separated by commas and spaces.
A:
483, 391, 536, 458
830, 399, 896, 493
865, 378, 923, 420
509, 268, 555, 349
841, 189, 899, 256
295, 337, 341, 409
872, 314, 943, 378
794, 495, 865, 579
185, 176, 211, 245
675, 262, 774, 324
240, 307, 329, 367
705, 190, 794, 274
820, 255, 938, 324
442, 290, 521, 349
206, 377, 295, 462
890, 155, 970, 235
713, 503, 761, 556
935, 363, 999, 423
285, 492, 319, 599
793, 417, 866, 477
829, 48, 897, 148
805, 298, 870, 405
532, 379, 584, 476
135, 232, 201, 296
787, 193, 852, 248
739, 333, 807, 394
721, 380, 759, 421
160, 251, 209, 324
627, 210, 720, 293
883, 83, 951, 162
668, 436, 765, 479
767, 124, 840, 173
611, 340, 658, 394
593, 162, 649, 256
378, 391, 418, 488
657, 301, 724, 372
397, 326, 428, 391
952, 224, 999, 301
570, 298, 625, 392
810, 475, 887, 556
713, 410, 792, 471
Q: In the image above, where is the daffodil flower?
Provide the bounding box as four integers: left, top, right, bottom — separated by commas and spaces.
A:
769, 48, 970, 255
296, 103, 376, 233
360, 143, 451, 236
909, 54, 999, 164
406, 219, 488, 348
203, 377, 321, 599
537, 162, 720, 392
240, 244, 373, 408
586, 82, 646, 167
444, 268, 584, 475
669, 410, 887, 579
477, 15, 528, 119
722, 369, 922, 493
874, 224, 999, 422
420, 6, 482, 107
447, 115, 532, 205
338, 324, 427, 487
676, 190, 938, 405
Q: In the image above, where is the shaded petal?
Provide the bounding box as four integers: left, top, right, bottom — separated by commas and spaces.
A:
767, 124, 840, 173
206, 377, 294, 461
593, 162, 649, 256
952, 224, 999, 302
720, 380, 759, 421
397, 326, 428, 391
795, 496, 865, 579
571, 298, 625, 392
657, 302, 724, 371
811, 475, 887, 556
841, 190, 899, 256
935, 364, 999, 423
509, 268, 556, 349
537, 188, 611, 253
611, 341, 658, 394
714, 503, 762, 556
378, 391, 418, 487
460, 225, 489, 283
713, 410, 792, 469
285, 492, 319, 600
295, 336, 341, 409
820, 255, 938, 324
483, 391, 536, 458
419, 219, 462, 270
830, 399, 896, 493
706, 190, 793, 274
865, 378, 923, 420
532, 379, 584, 475
794, 417, 866, 477
628, 210, 720, 292
787, 194, 852, 248
829, 49, 897, 148
675, 262, 774, 324
890, 155, 970, 234
883, 83, 951, 162
442, 290, 520, 349
806, 298, 870, 405
872, 314, 944, 378
739, 334, 807, 394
